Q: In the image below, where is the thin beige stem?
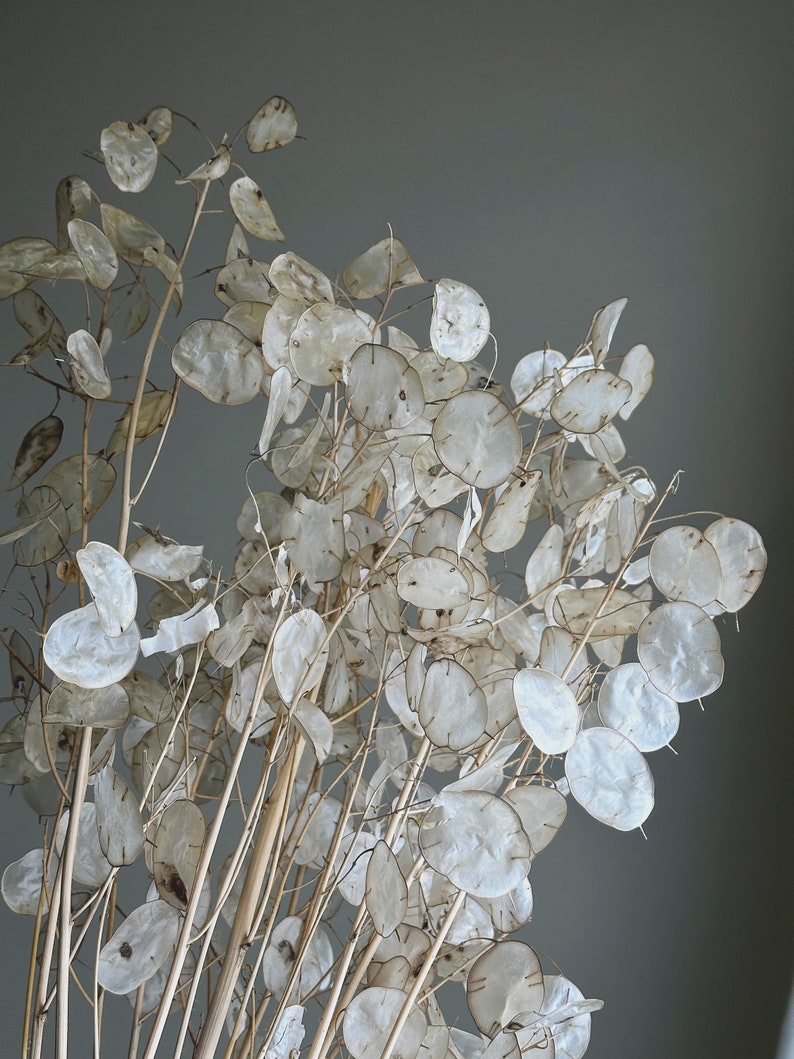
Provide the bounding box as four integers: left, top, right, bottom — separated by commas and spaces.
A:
117, 181, 211, 554
56, 728, 93, 1059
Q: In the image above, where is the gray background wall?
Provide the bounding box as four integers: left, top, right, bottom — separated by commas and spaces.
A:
0, 2, 791, 1056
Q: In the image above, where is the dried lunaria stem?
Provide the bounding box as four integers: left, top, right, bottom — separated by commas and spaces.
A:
0, 98, 766, 1059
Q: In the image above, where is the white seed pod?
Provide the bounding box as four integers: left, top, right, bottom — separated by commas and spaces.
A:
430, 278, 490, 362
142, 246, 183, 313
419, 790, 531, 897
503, 784, 568, 856
100, 203, 165, 266
475, 876, 535, 934
126, 534, 203, 582
246, 96, 298, 152
262, 916, 333, 1002
101, 121, 158, 192
365, 840, 408, 938
172, 319, 263, 405
588, 297, 628, 365
140, 601, 219, 657
42, 453, 116, 534
263, 1005, 306, 1059
637, 601, 724, 701
598, 662, 679, 752
344, 343, 425, 431
229, 177, 284, 241
412, 439, 469, 508
138, 105, 173, 147
517, 975, 601, 1059
397, 555, 470, 610
216, 256, 272, 307
524, 523, 564, 606
481, 1032, 521, 1059
106, 389, 173, 460
68, 219, 118, 289
550, 369, 632, 433
565, 727, 654, 830
223, 299, 269, 344
649, 525, 722, 607
56, 803, 112, 888
67, 329, 111, 399
0, 237, 57, 299
176, 145, 231, 183
121, 670, 172, 724
289, 304, 372, 385
120, 281, 149, 338
94, 764, 144, 866
97, 899, 181, 994
343, 236, 423, 299
343, 986, 427, 1059
551, 585, 650, 639
281, 494, 345, 589
272, 609, 329, 705
482, 471, 542, 553
704, 517, 767, 613
270, 251, 334, 303
2, 848, 56, 915
13, 288, 68, 357
129, 720, 186, 803
207, 598, 259, 668
76, 541, 137, 637
432, 390, 521, 489
510, 348, 567, 418
44, 603, 139, 689
292, 697, 333, 764
513, 667, 580, 755
618, 343, 655, 419
152, 798, 206, 909
466, 941, 544, 1037
419, 658, 488, 751
44, 681, 129, 729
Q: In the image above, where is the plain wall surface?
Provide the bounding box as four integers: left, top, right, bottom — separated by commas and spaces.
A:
0, 2, 791, 1056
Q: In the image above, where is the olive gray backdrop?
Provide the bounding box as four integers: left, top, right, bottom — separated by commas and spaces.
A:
0, 1, 791, 1057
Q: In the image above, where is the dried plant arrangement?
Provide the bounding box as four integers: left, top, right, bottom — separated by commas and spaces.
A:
0, 99, 767, 1059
